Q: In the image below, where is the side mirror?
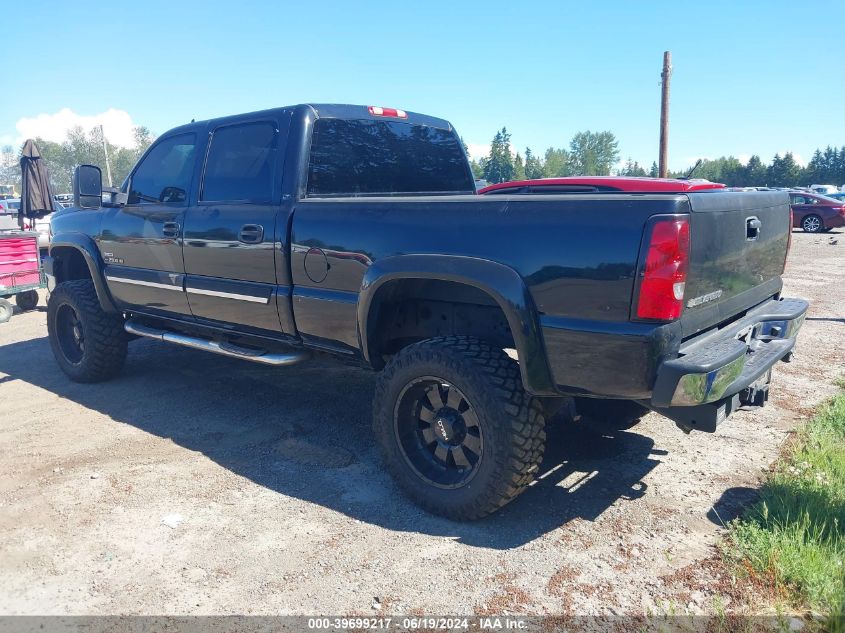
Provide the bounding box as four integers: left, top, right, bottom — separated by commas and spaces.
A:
73, 164, 102, 209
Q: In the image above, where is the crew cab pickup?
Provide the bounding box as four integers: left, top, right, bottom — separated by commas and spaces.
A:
44, 104, 808, 520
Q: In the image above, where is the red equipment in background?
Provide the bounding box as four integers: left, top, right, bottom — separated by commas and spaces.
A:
0, 231, 44, 323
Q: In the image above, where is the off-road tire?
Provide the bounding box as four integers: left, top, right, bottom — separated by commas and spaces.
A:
47, 279, 127, 383
0, 298, 12, 324
802, 214, 823, 233
15, 290, 39, 311
373, 336, 546, 520
575, 397, 649, 432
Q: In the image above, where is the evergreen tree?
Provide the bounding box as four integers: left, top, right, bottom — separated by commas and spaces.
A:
513, 152, 525, 181
619, 158, 647, 177
768, 153, 802, 187
524, 147, 544, 179
805, 149, 824, 184
744, 155, 767, 186
649, 161, 659, 178
483, 128, 515, 184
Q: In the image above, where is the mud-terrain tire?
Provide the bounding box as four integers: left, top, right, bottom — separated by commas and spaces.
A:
47, 280, 127, 383
15, 290, 39, 311
373, 336, 546, 520
575, 397, 649, 432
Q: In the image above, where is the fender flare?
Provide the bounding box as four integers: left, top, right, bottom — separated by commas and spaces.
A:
357, 254, 557, 396
48, 233, 118, 313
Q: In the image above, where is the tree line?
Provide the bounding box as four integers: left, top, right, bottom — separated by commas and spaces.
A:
2, 123, 842, 193
664, 148, 845, 188
471, 127, 845, 188
0, 126, 155, 194
472, 127, 622, 183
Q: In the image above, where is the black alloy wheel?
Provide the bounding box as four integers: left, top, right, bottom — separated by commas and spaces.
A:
55, 303, 85, 364
394, 377, 484, 489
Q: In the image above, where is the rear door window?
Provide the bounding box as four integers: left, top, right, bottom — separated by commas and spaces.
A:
128, 134, 196, 205
306, 118, 474, 196
201, 121, 278, 203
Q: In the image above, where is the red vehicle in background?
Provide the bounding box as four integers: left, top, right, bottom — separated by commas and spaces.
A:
787, 191, 845, 233
477, 176, 726, 195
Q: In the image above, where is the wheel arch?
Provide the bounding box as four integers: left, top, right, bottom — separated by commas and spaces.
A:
48, 233, 118, 313
357, 255, 556, 395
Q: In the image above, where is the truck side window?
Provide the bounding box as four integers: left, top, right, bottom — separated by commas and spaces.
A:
128, 134, 196, 205
306, 119, 475, 197
201, 122, 277, 203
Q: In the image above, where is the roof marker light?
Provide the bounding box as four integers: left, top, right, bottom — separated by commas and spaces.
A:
368, 106, 408, 119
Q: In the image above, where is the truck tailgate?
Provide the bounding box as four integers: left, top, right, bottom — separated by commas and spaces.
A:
681, 191, 790, 338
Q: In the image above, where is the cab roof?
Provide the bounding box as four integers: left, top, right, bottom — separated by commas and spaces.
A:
163, 104, 454, 137
478, 176, 726, 194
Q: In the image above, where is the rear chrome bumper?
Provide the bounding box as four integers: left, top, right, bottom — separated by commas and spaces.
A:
651, 297, 808, 409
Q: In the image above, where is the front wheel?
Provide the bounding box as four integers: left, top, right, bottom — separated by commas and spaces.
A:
47, 279, 128, 383
373, 337, 546, 520
802, 214, 823, 233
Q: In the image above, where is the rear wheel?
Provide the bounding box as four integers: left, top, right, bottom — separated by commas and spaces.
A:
47, 280, 127, 383
373, 336, 546, 520
0, 298, 12, 324
802, 214, 823, 233
15, 290, 39, 311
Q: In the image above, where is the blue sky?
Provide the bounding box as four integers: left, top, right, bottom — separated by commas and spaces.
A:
3, 0, 844, 170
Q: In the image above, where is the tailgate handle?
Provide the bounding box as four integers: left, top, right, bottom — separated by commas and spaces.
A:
746, 216, 762, 241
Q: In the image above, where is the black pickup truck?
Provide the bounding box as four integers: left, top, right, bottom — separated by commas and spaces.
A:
44, 103, 808, 520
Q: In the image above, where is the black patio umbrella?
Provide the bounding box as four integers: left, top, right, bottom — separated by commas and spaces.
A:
19, 139, 57, 223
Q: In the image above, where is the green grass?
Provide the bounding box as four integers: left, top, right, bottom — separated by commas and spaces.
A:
726, 383, 845, 626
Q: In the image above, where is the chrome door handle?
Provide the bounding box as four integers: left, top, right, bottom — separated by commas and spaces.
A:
162, 221, 180, 238
238, 224, 264, 244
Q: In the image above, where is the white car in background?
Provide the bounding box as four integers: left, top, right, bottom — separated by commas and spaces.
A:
810, 184, 839, 195
2, 197, 64, 251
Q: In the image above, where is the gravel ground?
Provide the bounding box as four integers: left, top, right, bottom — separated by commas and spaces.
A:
0, 230, 842, 617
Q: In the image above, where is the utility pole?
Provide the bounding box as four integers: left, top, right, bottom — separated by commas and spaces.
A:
100, 124, 113, 187
659, 51, 672, 178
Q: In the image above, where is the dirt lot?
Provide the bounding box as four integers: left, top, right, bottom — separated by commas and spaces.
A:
0, 230, 842, 617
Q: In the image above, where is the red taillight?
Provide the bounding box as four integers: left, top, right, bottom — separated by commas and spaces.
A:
368, 105, 408, 119
636, 217, 690, 320
839, 206, 845, 219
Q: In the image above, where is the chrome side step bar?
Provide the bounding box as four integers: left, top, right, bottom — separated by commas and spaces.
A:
125, 319, 310, 367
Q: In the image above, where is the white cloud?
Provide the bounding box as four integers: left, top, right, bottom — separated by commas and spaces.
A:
15, 108, 139, 148
466, 142, 490, 161
466, 142, 527, 161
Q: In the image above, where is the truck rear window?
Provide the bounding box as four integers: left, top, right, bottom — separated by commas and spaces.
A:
306, 118, 474, 197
